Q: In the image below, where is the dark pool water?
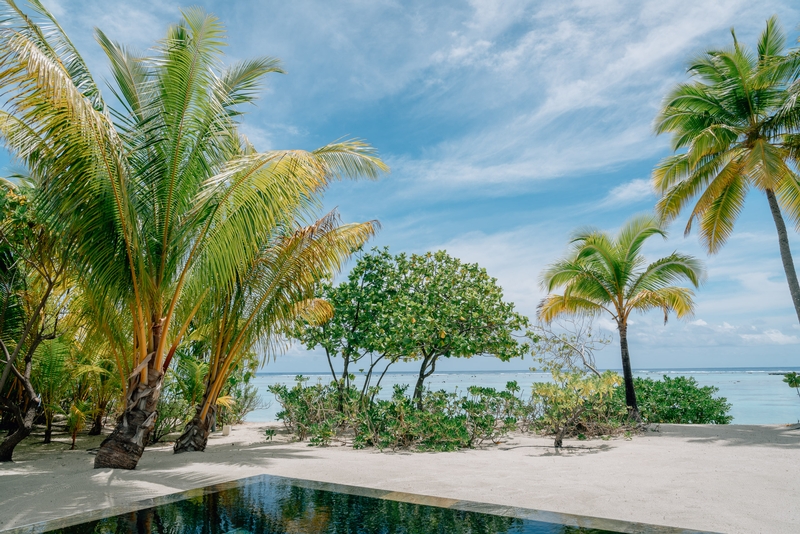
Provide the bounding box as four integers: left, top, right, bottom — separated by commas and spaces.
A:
43, 476, 626, 534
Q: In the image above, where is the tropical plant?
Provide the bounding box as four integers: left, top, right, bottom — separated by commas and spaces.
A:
531, 362, 624, 448
295, 248, 530, 410
173, 212, 376, 453
653, 16, 800, 323
65, 399, 91, 450
395, 251, 530, 406
0, 1, 386, 468
292, 248, 407, 409
538, 214, 704, 422
0, 182, 74, 461
611, 375, 732, 424
784, 371, 800, 403
31, 338, 72, 443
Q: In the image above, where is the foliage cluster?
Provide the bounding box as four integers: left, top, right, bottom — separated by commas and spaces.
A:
270, 364, 734, 451
614, 376, 733, 425
270, 377, 534, 451
293, 248, 530, 407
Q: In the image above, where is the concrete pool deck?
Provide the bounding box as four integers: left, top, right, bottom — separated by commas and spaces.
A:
0, 423, 798, 533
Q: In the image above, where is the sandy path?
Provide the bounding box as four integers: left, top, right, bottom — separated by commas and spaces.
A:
0, 423, 798, 533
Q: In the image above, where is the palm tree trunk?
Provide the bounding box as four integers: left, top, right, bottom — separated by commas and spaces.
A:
43, 412, 53, 444
173, 392, 217, 454
766, 189, 800, 324
89, 400, 108, 435
617, 321, 641, 423
94, 368, 164, 469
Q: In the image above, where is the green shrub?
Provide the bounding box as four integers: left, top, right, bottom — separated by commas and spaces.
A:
270, 378, 530, 451
531, 369, 626, 447
614, 375, 732, 424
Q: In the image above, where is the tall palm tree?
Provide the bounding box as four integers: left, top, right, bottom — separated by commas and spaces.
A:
538, 214, 704, 421
174, 211, 377, 453
653, 16, 800, 323
0, 1, 387, 469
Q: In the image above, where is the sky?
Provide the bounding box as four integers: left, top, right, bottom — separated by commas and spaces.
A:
5, 0, 800, 371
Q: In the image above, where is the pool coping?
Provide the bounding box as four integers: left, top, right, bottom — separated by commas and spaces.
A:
1, 473, 720, 534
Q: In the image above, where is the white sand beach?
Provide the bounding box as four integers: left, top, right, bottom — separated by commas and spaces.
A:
1, 423, 798, 533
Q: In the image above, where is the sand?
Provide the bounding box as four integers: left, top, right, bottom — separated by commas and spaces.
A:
0, 422, 798, 533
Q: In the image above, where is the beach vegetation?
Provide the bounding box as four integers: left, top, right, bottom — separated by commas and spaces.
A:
0, 1, 385, 468
0, 182, 76, 461
293, 248, 530, 410
531, 362, 624, 448
613, 375, 733, 425
173, 212, 376, 453
653, 16, 800, 324
539, 214, 705, 423
269, 376, 532, 451
784, 372, 800, 403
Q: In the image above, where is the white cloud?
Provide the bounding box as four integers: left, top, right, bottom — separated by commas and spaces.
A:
740, 329, 800, 345
601, 179, 654, 206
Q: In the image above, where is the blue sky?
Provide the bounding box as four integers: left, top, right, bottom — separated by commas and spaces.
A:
8, 0, 800, 371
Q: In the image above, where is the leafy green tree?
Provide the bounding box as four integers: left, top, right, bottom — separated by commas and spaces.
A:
293, 248, 405, 406
297, 249, 530, 409
653, 17, 800, 323
0, 183, 74, 461
0, 2, 386, 468
539, 214, 704, 422
394, 251, 530, 406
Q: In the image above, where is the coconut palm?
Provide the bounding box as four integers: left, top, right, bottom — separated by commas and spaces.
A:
538, 214, 705, 421
0, 1, 386, 469
653, 16, 800, 324
173, 211, 377, 452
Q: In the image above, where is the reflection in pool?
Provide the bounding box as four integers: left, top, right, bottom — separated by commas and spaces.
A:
45, 476, 632, 533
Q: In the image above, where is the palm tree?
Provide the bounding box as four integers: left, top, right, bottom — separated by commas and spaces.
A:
173, 211, 377, 452
0, 1, 387, 469
538, 214, 704, 421
653, 16, 800, 324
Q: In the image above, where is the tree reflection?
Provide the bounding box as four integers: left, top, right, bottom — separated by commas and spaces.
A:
51, 479, 615, 533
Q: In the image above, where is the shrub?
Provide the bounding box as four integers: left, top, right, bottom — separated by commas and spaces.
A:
270, 378, 531, 451
614, 375, 732, 424
531, 369, 625, 447
149, 373, 190, 445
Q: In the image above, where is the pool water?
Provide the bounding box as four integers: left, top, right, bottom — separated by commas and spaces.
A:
37, 475, 695, 534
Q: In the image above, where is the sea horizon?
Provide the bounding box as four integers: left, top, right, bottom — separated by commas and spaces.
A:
247, 367, 800, 425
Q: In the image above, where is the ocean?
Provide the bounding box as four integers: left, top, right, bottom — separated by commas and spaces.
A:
245, 367, 800, 425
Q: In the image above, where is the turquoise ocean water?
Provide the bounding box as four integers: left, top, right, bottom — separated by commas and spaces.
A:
246, 368, 800, 425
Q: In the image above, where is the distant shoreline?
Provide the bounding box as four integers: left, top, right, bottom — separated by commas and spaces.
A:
256, 366, 800, 376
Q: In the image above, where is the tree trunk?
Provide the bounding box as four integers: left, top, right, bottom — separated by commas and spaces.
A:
766, 188, 800, 325
88, 400, 108, 436
617, 321, 641, 423
94, 369, 164, 470
43, 413, 53, 444
413, 354, 436, 409
0, 403, 36, 462
173, 397, 216, 454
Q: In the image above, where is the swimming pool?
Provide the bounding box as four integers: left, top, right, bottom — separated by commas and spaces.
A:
8, 475, 712, 534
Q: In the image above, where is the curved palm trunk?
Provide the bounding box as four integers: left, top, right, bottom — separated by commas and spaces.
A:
617, 322, 641, 424
766, 189, 800, 325
173, 392, 216, 454
94, 369, 164, 469
89, 399, 109, 435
